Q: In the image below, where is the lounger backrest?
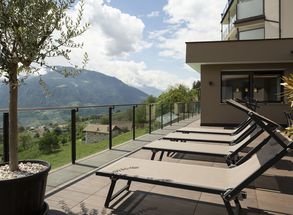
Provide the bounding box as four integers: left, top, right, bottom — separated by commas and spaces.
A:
233, 117, 253, 134
226, 99, 280, 128
232, 122, 257, 143
226, 130, 292, 199
230, 125, 262, 150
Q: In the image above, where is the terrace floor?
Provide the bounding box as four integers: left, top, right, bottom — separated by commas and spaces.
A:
46, 117, 293, 215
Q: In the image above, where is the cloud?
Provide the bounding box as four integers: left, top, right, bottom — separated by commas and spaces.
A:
149, 0, 227, 60
45, 0, 202, 92
82, 0, 149, 56
147, 11, 160, 18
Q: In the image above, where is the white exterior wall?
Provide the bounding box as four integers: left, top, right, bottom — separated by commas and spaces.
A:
265, 0, 279, 21
281, 0, 293, 38
264, 0, 280, 39
265, 21, 280, 38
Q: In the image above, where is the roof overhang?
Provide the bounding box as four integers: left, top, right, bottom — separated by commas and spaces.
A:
186, 38, 293, 72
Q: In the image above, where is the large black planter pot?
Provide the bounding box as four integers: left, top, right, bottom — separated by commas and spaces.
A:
0, 160, 51, 215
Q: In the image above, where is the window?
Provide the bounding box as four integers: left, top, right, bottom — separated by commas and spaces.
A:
253, 73, 282, 102
222, 74, 250, 101
239, 28, 265, 40
221, 71, 283, 103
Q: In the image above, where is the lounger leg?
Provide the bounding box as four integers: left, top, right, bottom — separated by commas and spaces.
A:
151, 150, 157, 160
126, 180, 132, 190
159, 151, 165, 161
105, 178, 132, 208
105, 178, 117, 207
222, 194, 243, 215
222, 198, 235, 215
234, 198, 242, 214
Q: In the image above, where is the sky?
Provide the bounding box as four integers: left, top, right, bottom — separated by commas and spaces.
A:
49, 0, 227, 91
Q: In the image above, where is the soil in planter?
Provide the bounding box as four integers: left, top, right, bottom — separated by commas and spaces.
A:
0, 162, 46, 180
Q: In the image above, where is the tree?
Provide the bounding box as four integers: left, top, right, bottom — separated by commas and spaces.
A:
192, 80, 201, 101
38, 131, 60, 153
0, 0, 89, 171
19, 133, 33, 151
157, 84, 191, 105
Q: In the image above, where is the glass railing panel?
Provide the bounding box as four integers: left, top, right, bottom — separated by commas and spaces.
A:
237, 0, 263, 20
134, 104, 148, 139
18, 109, 71, 169
0, 114, 3, 163
76, 107, 110, 160
111, 105, 134, 147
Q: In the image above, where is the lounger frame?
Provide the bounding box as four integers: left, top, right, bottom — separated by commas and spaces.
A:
164, 123, 257, 144
96, 100, 292, 215
96, 128, 291, 215
143, 128, 264, 165
176, 118, 253, 135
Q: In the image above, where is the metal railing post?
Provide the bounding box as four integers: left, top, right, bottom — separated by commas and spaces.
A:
191, 102, 194, 117
132, 105, 136, 140
177, 103, 181, 123
198, 102, 200, 114
3, 113, 9, 163
109, 106, 113, 149
71, 109, 78, 164
148, 104, 152, 134
169, 103, 172, 126
160, 104, 163, 129
183, 103, 186, 120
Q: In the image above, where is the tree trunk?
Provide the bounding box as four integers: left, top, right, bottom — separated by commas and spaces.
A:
9, 64, 19, 171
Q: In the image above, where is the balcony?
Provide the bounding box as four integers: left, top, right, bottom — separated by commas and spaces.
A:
222, 14, 237, 40
237, 0, 264, 21
221, 0, 264, 40
0, 102, 200, 169
44, 117, 293, 215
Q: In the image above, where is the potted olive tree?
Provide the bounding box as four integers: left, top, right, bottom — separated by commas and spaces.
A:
0, 0, 88, 214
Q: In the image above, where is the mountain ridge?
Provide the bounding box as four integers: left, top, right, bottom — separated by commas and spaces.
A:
0, 67, 149, 108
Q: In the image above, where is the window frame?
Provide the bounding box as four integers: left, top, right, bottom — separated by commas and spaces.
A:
239, 27, 265, 40
220, 70, 284, 103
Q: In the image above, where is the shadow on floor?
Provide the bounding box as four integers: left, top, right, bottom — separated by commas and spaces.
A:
274, 159, 293, 171
111, 191, 196, 215
48, 202, 102, 215
252, 175, 293, 195
75, 163, 100, 169
111, 191, 267, 215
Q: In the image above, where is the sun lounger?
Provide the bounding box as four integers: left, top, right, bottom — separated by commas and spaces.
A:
142, 126, 264, 165
176, 118, 253, 135
96, 100, 292, 214
226, 99, 281, 129
95, 129, 292, 214
163, 122, 256, 144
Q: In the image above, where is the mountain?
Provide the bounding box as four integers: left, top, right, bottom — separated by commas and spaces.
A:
137, 85, 163, 97
0, 67, 148, 108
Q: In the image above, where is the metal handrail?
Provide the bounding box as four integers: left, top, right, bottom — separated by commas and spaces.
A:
1, 101, 201, 164
0, 103, 150, 113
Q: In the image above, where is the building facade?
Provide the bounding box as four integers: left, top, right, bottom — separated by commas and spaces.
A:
186, 0, 293, 126
83, 124, 122, 144
222, 0, 293, 40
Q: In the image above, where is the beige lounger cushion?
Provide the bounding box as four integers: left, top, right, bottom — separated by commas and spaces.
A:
145, 139, 234, 155
164, 132, 237, 142
97, 132, 289, 192
177, 126, 235, 134
176, 122, 253, 135
144, 128, 261, 155
99, 157, 231, 191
